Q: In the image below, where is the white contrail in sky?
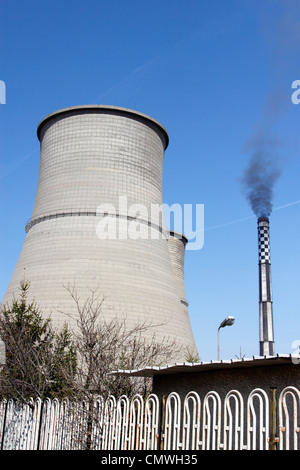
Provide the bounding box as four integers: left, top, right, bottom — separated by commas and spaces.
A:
0, 148, 38, 180
273, 200, 300, 211
204, 200, 300, 231
93, 58, 158, 103
92, 9, 246, 103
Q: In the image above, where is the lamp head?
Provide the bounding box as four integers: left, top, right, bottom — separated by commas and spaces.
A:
219, 316, 235, 329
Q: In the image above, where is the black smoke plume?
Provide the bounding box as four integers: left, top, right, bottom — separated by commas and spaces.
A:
240, 2, 298, 218
241, 129, 282, 218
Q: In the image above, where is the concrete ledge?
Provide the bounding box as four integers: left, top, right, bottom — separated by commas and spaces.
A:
111, 354, 298, 377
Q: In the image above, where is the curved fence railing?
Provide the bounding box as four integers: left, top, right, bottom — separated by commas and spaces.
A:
0, 387, 299, 450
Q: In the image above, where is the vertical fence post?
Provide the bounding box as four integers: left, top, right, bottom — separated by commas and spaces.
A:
269, 387, 278, 450
86, 398, 93, 450
0, 400, 8, 450
158, 395, 166, 450
36, 399, 45, 450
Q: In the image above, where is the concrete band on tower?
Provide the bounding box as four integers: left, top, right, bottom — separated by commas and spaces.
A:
2, 105, 197, 361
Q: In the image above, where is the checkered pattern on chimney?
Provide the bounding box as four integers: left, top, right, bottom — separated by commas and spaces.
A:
258, 219, 271, 263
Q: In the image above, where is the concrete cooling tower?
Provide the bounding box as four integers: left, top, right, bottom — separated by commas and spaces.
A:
2, 105, 197, 361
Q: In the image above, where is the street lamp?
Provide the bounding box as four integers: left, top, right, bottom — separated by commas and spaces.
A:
217, 316, 235, 360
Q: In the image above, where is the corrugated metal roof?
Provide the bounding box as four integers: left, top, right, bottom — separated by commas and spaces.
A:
110, 354, 297, 377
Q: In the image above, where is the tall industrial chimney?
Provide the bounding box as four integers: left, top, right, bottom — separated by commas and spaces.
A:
2, 105, 197, 361
257, 216, 275, 356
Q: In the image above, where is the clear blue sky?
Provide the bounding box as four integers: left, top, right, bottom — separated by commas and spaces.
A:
0, 0, 299, 362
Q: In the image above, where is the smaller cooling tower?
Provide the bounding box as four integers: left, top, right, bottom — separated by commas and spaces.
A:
167, 231, 194, 351
258, 217, 275, 356
167, 231, 189, 308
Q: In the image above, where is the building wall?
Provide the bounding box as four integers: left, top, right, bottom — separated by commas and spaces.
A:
152, 364, 300, 400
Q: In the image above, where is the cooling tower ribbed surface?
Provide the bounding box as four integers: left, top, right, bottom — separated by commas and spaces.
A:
2, 105, 197, 360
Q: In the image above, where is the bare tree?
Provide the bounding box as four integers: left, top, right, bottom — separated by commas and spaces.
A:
0, 279, 195, 405
62, 284, 183, 400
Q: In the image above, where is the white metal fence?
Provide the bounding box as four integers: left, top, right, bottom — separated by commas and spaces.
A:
0, 386, 299, 450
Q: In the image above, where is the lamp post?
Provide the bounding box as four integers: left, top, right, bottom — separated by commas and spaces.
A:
217, 316, 235, 360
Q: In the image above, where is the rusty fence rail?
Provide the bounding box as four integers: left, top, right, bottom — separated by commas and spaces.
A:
0, 386, 299, 450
